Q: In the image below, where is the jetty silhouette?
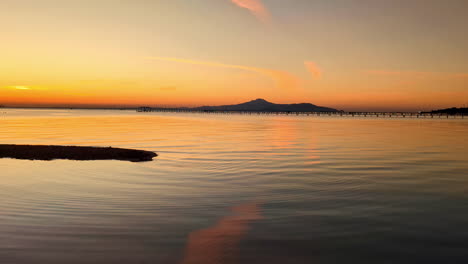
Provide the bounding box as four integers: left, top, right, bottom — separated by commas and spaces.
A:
137, 100, 466, 119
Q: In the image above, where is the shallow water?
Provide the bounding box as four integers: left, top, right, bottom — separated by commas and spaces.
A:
1, 109, 468, 264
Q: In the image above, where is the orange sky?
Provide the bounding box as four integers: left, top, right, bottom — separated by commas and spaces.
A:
1, 0, 468, 111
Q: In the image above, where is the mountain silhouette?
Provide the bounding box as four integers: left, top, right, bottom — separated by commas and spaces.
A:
193, 99, 338, 112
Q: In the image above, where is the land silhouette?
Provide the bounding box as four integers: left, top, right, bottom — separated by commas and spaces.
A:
0, 145, 157, 162
428, 107, 468, 115
156, 98, 339, 112
193, 98, 338, 112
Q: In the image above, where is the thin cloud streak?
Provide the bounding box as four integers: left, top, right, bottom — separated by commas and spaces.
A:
365, 70, 468, 79
230, 0, 271, 24
147, 57, 299, 90
304, 61, 322, 80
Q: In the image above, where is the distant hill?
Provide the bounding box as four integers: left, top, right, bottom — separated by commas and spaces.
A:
192, 99, 338, 112
428, 107, 468, 115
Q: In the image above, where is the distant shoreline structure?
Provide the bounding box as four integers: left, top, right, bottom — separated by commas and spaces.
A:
140, 99, 340, 113
0, 99, 340, 113
1, 101, 467, 116
425, 107, 468, 115
137, 108, 465, 119
136, 100, 466, 119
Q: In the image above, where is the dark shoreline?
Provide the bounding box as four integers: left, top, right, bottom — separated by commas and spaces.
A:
426, 107, 468, 115
0, 144, 157, 162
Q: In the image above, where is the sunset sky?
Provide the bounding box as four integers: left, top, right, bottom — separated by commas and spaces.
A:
1, 0, 468, 111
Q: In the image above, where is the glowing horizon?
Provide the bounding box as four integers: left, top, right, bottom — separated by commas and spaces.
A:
1, 0, 467, 111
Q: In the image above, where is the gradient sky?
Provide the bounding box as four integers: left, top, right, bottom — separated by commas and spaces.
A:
1, 0, 468, 111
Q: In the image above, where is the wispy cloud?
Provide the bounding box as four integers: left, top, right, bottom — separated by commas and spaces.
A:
365, 70, 468, 79
304, 61, 322, 80
230, 0, 271, 24
147, 57, 299, 90
454, 73, 468, 78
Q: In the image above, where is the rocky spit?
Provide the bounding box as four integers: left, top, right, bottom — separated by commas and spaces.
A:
0, 144, 157, 162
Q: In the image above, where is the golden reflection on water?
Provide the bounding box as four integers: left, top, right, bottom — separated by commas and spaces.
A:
1, 109, 468, 263
268, 118, 321, 164
180, 202, 263, 264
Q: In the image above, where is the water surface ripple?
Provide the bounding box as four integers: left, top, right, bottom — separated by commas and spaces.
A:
1, 109, 468, 263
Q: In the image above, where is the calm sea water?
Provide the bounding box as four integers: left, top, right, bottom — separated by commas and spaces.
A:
1, 108, 468, 264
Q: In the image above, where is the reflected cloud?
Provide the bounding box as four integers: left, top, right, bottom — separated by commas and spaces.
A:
147, 57, 299, 90
180, 201, 263, 264
231, 0, 271, 24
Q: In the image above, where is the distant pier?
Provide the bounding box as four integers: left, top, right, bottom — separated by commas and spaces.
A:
137, 107, 465, 119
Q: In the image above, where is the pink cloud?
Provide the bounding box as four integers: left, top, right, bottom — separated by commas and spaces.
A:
231, 0, 271, 23
304, 61, 322, 80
